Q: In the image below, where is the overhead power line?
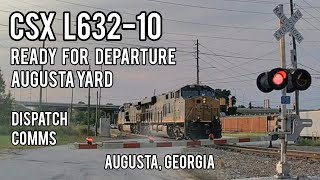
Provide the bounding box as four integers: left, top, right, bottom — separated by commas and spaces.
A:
301, 0, 320, 14
163, 18, 276, 30
202, 71, 262, 82
165, 32, 320, 43
206, 78, 255, 84
54, 0, 290, 31
298, 63, 320, 74
146, 0, 273, 14
297, 44, 320, 67
300, 0, 320, 24
296, 4, 320, 32
149, 0, 319, 20
221, 0, 290, 5
196, 43, 255, 86
177, 49, 278, 62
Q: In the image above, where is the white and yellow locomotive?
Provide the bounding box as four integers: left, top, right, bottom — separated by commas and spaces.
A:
117, 84, 222, 139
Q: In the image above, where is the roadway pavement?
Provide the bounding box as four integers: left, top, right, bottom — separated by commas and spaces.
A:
0, 144, 196, 180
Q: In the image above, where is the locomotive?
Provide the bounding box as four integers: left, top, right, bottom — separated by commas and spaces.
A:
117, 84, 222, 139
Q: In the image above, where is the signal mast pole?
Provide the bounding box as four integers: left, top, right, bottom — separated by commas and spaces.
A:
290, 0, 299, 115
87, 65, 91, 136
39, 40, 45, 111
276, 4, 290, 179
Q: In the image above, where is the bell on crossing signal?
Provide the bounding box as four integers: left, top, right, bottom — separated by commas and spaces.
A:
257, 68, 311, 93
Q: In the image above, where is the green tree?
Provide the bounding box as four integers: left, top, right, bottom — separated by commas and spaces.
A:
227, 106, 238, 115
74, 110, 87, 125
0, 68, 14, 125
231, 96, 237, 107
215, 89, 239, 115
215, 89, 231, 105
74, 109, 105, 125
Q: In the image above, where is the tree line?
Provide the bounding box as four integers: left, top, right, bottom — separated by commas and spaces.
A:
0, 68, 14, 125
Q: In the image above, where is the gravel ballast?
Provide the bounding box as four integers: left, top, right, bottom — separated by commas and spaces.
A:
182, 146, 320, 180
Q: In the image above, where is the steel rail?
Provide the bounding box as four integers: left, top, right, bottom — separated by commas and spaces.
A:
215, 145, 320, 161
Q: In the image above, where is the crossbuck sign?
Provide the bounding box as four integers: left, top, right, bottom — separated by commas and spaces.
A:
273, 5, 304, 43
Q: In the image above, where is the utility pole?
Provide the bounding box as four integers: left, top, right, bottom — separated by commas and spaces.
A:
98, 65, 102, 135
275, 4, 290, 179
70, 87, 74, 125
196, 39, 199, 85
290, 0, 299, 115
87, 65, 91, 136
69, 71, 74, 125
39, 40, 45, 111
95, 90, 98, 136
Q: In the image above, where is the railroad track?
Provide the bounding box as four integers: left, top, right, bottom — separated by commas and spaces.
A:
215, 145, 320, 161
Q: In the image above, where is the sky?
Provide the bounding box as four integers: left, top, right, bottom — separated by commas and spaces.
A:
0, 0, 319, 109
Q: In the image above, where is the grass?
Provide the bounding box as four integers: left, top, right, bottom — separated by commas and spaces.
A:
297, 138, 320, 146
0, 124, 91, 150
0, 136, 14, 149
0, 129, 126, 150
223, 132, 267, 137
0, 135, 87, 150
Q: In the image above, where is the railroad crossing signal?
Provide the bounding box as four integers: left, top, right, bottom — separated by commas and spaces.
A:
256, 68, 312, 93
273, 5, 304, 43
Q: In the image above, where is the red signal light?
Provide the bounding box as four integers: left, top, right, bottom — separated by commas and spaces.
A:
268, 68, 288, 90
278, 70, 287, 79
272, 73, 284, 85
272, 71, 286, 86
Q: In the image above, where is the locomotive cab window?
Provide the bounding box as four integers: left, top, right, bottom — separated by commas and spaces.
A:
125, 112, 130, 122
181, 89, 199, 98
181, 85, 215, 99
200, 90, 214, 97
175, 90, 180, 98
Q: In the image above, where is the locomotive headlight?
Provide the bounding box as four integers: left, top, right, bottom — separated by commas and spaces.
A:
202, 97, 206, 104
